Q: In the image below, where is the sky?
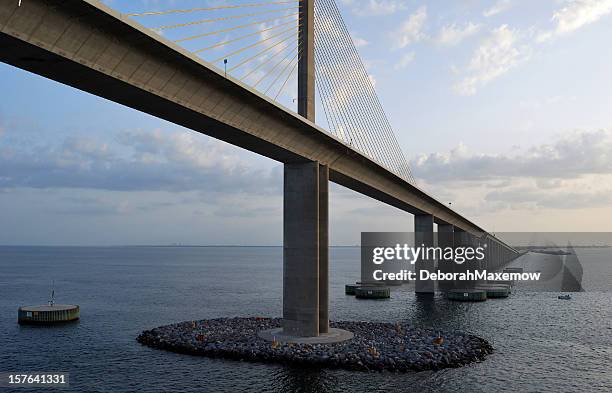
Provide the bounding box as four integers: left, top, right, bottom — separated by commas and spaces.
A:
1, 0, 612, 245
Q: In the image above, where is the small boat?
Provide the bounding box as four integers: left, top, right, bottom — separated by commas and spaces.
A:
558, 294, 572, 300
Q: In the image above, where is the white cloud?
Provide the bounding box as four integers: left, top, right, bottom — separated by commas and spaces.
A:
453, 25, 530, 96
394, 52, 415, 70
352, 34, 369, 47
538, 0, 612, 41
368, 74, 377, 88
411, 130, 612, 213
483, 0, 514, 17
0, 129, 280, 193
394, 6, 427, 49
434, 22, 481, 46
411, 130, 612, 182
340, 0, 408, 16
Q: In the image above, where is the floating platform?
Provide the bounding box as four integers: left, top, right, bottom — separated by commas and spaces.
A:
18, 304, 79, 325
475, 285, 510, 298
355, 281, 388, 287
345, 284, 359, 295
447, 289, 487, 302
488, 279, 514, 287
354, 286, 390, 299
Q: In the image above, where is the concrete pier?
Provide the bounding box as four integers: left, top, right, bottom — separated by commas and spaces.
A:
415, 214, 435, 293
282, 161, 329, 337
437, 224, 455, 292
283, 161, 320, 337
318, 164, 329, 334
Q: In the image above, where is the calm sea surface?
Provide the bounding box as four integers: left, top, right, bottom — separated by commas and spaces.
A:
1, 246, 611, 392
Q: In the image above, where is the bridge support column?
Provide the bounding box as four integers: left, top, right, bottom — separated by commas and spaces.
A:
415, 214, 435, 294
475, 235, 487, 284
454, 229, 470, 288
437, 224, 454, 292
485, 236, 493, 270
318, 164, 329, 334
283, 161, 320, 337
283, 161, 328, 337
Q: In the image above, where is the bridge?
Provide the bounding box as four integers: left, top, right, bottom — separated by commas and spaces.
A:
0, 0, 519, 338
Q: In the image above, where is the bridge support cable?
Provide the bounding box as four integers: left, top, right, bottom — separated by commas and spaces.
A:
127, 1, 303, 106
326, 0, 415, 183
328, 0, 415, 183
313, 0, 416, 184
174, 13, 301, 43
264, 51, 300, 94
314, 1, 386, 161
319, 0, 404, 179
193, 19, 300, 53
315, 0, 402, 178
314, 6, 387, 174
315, 0, 395, 170
254, 43, 302, 87
319, 0, 412, 182
126, 1, 301, 17
125, 0, 415, 183
239, 37, 300, 81
274, 54, 300, 100
313, 23, 376, 159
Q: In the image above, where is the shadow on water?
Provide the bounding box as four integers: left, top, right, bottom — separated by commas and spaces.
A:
562, 243, 583, 292
275, 368, 338, 393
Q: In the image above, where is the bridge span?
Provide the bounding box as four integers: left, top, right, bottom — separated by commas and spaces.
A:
0, 0, 518, 338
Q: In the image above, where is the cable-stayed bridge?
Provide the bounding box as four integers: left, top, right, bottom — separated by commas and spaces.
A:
0, 0, 518, 338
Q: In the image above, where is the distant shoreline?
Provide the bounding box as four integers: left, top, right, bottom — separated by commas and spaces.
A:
0, 244, 361, 248
1, 244, 611, 249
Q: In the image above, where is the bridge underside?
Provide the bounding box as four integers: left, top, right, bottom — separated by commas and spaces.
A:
0, 0, 518, 337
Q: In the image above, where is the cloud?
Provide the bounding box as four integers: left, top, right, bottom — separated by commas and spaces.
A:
485, 186, 612, 210
339, 0, 408, 16
352, 34, 369, 47
434, 22, 481, 46
412, 130, 612, 182
412, 130, 612, 213
394, 6, 427, 49
0, 129, 281, 194
394, 52, 415, 70
538, 0, 612, 41
453, 25, 530, 95
483, 0, 514, 17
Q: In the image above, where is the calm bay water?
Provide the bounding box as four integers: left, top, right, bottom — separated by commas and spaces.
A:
1, 246, 611, 392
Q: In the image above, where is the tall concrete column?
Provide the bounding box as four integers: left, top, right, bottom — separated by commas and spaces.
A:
318, 164, 329, 334
454, 229, 470, 289
283, 161, 320, 337
437, 224, 454, 292
298, 0, 315, 121
485, 237, 493, 270
475, 235, 486, 284
415, 214, 435, 293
